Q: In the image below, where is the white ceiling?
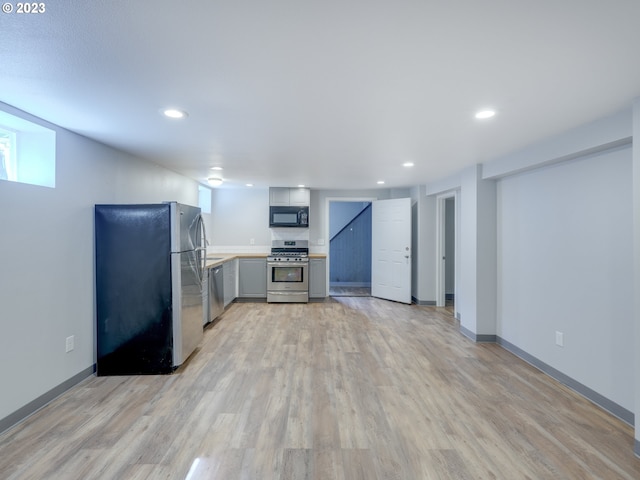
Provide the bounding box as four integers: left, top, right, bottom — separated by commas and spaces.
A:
2, 1, 640, 190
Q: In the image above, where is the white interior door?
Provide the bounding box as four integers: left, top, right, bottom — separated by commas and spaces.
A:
371, 198, 412, 304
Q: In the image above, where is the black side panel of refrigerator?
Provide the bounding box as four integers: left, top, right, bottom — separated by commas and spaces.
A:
95, 204, 173, 375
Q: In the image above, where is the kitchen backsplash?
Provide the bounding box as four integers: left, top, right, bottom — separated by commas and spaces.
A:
207, 245, 270, 254
270, 227, 309, 242
207, 227, 325, 255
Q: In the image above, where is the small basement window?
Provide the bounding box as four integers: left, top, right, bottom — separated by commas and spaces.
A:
198, 184, 212, 214
0, 128, 16, 181
0, 109, 56, 188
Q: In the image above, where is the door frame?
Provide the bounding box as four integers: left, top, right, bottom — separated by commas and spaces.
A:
325, 196, 377, 295
436, 191, 459, 309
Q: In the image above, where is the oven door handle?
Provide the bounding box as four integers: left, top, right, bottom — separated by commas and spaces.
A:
268, 291, 309, 297
267, 262, 309, 267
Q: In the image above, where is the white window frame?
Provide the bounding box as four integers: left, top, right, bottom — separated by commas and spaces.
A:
0, 127, 17, 181
0, 109, 56, 189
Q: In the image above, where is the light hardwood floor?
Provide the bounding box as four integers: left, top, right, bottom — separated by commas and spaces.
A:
1, 298, 639, 479
328, 286, 371, 297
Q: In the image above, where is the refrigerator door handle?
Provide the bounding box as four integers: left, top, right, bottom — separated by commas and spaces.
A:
195, 214, 208, 285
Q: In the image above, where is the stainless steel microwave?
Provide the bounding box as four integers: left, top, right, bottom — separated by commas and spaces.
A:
269, 206, 309, 228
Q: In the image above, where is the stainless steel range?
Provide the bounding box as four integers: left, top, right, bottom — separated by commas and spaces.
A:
267, 240, 309, 303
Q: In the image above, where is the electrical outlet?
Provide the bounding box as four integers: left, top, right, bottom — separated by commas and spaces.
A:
250, 238, 255, 245
555, 331, 564, 347
65, 335, 74, 353
317, 238, 325, 246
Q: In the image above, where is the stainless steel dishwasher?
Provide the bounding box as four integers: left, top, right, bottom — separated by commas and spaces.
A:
209, 265, 224, 322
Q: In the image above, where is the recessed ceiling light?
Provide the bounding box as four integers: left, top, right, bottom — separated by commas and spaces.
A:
403, 162, 414, 167
207, 177, 223, 187
210, 166, 223, 171
246, 183, 254, 187
475, 109, 496, 119
377, 180, 385, 185
162, 108, 188, 119
297, 184, 305, 188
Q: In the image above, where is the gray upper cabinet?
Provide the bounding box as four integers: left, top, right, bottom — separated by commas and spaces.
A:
269, 187, 310, 206
269, 187, 291, 206
289, 187, 310, 206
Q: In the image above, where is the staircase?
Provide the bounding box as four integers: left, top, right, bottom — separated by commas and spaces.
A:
329, 203, 372, 287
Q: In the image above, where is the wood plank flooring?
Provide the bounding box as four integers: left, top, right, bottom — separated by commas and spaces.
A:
1, 297, 639, 479
328, 286, 371, 297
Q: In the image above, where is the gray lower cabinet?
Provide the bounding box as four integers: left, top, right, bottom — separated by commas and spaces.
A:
238, 258, 267, 298
223, 259, 237, 307
309, 258, 327, 298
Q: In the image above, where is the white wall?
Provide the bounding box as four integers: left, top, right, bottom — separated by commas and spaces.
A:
496, 145, 634, 411
209, 187, 271, 250
425, 107, 636, 435
410, 185, 436, 303
457, 165, 497, 336
630, 99, 640, 450
0, 103, 200, 423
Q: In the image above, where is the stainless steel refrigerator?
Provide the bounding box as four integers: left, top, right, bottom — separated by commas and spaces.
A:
95, 202, 207, 375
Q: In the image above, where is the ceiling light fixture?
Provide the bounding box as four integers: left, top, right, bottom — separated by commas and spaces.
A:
210, 166, 223, 171
162, 108, 188, 119
207, 177, 223, 187
298, 184, 305, 188
246, 183, 254, 187
475, 109, 496, 119
377, 180, 385, 185
403, 162, 414, 167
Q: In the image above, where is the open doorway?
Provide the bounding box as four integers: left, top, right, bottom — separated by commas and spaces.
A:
328, 200, 372, 297
444, 197, 455, 309
436, 192, 457, 312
